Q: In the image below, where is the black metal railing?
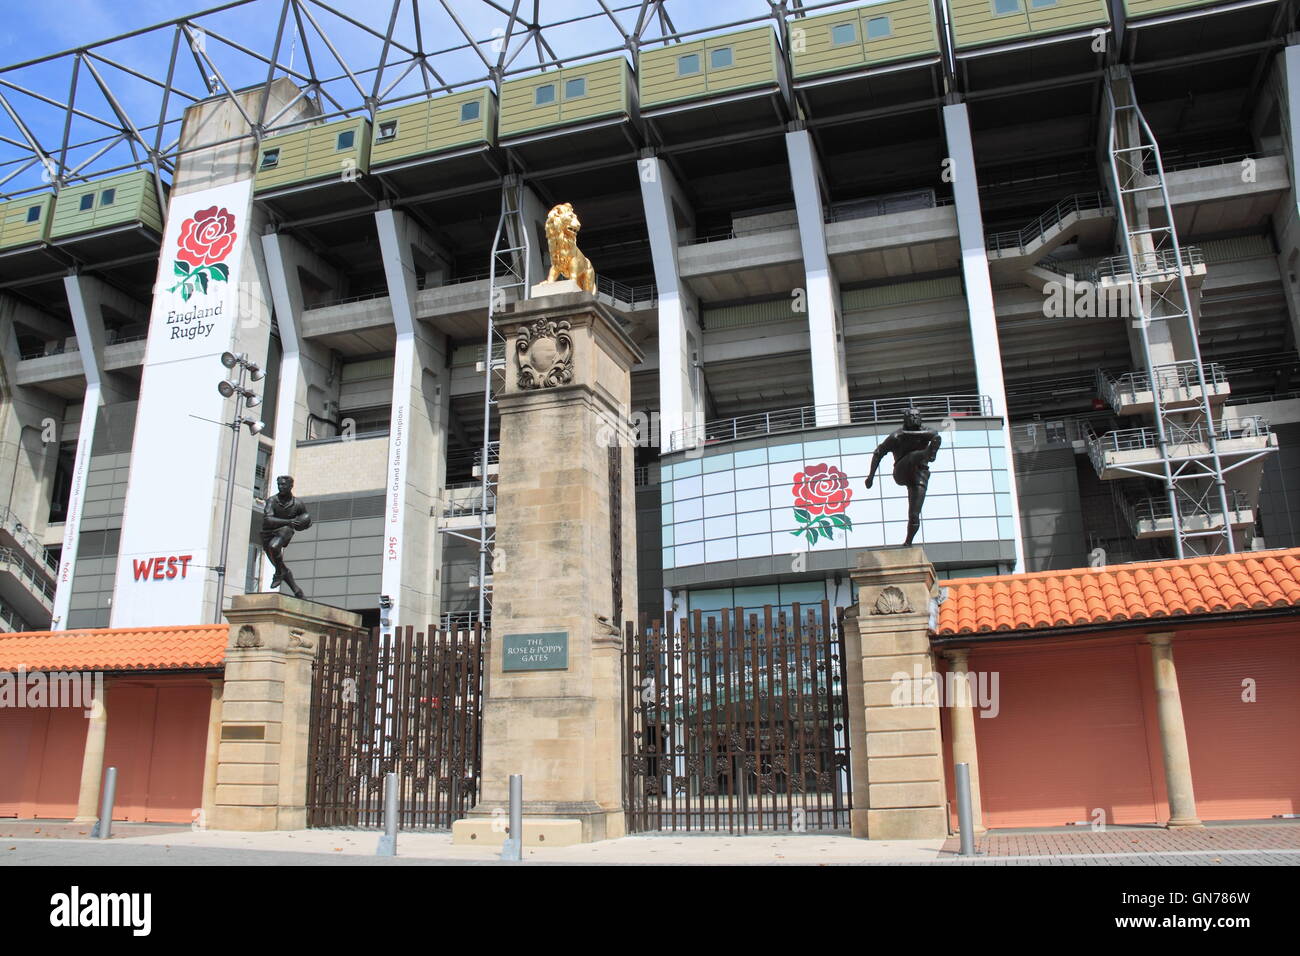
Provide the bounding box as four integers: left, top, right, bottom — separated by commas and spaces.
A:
306, 624, 484, 830
669, 394, 993, 451
624, 603, 852, 834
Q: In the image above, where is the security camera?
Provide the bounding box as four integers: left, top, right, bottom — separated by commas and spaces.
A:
379, 595, 393, 610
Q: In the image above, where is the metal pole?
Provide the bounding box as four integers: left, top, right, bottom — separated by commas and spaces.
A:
93, 766, 117, 839
376, 771, 398, 856
214, 364, 246, 622
955, 761, 975, 857
500, 773, 523, 861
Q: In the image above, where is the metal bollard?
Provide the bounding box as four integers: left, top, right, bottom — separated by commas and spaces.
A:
500, 774, 523, 862
955, 762, 976, 857
376, 772, 398, 857
92, 766, 117, 840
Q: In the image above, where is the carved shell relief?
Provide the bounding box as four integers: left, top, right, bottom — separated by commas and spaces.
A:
871, 585, 913, 615
516, 318, 574, 390
235, 624, 262, 648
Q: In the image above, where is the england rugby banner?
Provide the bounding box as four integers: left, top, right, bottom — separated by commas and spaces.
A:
111, 179, 255, 626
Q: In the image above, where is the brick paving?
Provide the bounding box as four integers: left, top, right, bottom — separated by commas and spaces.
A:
940, 821, 1300, 857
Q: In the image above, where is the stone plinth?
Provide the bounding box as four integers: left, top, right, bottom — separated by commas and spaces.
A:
208, 593, 364, 831
453, 290, 642, 845
844, 546, 948, 839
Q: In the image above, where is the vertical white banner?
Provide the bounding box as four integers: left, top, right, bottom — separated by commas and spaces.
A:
381, 335, 413, 631
111, 180, 255, 626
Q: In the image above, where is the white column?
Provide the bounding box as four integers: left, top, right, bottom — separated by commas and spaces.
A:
639, 153, 704, 452
375, 208, 449, 631
56, 276, 137, 629
787, 128, 849, 425
258, 233, 338, 590
943, 101, 1026, 572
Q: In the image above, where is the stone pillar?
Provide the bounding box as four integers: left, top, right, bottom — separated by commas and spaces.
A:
200, 678, 223, 826
72, 679, 110, 823
452, 289, 642, 846
208, 594, 364, 831
1147, 632, 1204, 828
942, 647, 987, 835
844, 546, 947, 839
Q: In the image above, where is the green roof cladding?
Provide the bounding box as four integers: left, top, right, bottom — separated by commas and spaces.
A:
254, 116, 372, 193
0, 194, 54, 249
1123, 0, 1264, 17
790, 0, 940, 79
49, 170, 164, 240
640, 26, 782, 110
949, 0, 1110, 50
371, 88, 496, 167
498, 58, 633, 138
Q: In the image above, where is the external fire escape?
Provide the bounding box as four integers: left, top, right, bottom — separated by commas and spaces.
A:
1084, 77, 1278, 558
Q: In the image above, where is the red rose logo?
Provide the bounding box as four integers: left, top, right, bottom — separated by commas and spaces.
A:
168, 205, 237, 301
791, 463, 853, 546
177, 206, 237, 267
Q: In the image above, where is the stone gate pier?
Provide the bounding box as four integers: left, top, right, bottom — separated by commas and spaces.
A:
452, 287, 642, 847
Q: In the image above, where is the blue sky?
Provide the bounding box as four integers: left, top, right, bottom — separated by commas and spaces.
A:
0, 0, 849, 196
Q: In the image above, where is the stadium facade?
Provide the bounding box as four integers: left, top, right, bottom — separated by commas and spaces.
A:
0, 0, 1298, 638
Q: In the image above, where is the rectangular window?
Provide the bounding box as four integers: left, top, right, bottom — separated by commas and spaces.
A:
831, 23, 857, 46
992, 0, 1021, 13
709, 47, 733, 69
865, 16, 892, 39
25, 205, 40, 223
336, 129, 355, 150
459, 100, 480, 122
1030, 0, 1057, 6
78, 194, 94, 211
677, 53, 701, 76
99, 188, 115, 206
534, 83, 556, 105
376, 120, 398, 141
260, 148, 280, 169
564, 77, 586, 99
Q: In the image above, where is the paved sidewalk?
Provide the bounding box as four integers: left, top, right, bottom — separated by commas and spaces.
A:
941, 821, 1300, 857
4, 819, 1297, 865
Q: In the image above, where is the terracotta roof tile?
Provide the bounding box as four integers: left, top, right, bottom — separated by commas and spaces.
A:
0, 624, 227, 671
936, 547, 1300, 636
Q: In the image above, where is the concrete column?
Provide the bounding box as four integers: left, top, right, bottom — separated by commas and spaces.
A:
375, 208, 450, 630
258, 232, 341, 590
638, 152, 705, 451
1147, 632, 1203, 828
942, 647, 986, 835
1275, 46, 1300, 350
71, 678, 110, 823
942, 101, 1026, 572
54, 276, 140, 628
200, 677, 223, 826
843, 546, 947, 839
786, 127, 849, 425
0, 296, 67, 530
209, 594, 364, 830
452, 290, 642, 846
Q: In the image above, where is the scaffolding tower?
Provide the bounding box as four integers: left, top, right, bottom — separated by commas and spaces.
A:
1103, 80, 1237, 558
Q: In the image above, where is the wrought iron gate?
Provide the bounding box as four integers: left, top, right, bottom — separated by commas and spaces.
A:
623, 601, 852, 833
307, 624, 484, 829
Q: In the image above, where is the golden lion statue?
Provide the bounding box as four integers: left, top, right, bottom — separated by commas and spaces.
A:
544, 202, 596, 293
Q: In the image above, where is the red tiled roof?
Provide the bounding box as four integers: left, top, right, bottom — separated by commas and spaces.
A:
936, 548, 1300, 636
0, 624, 227, 671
